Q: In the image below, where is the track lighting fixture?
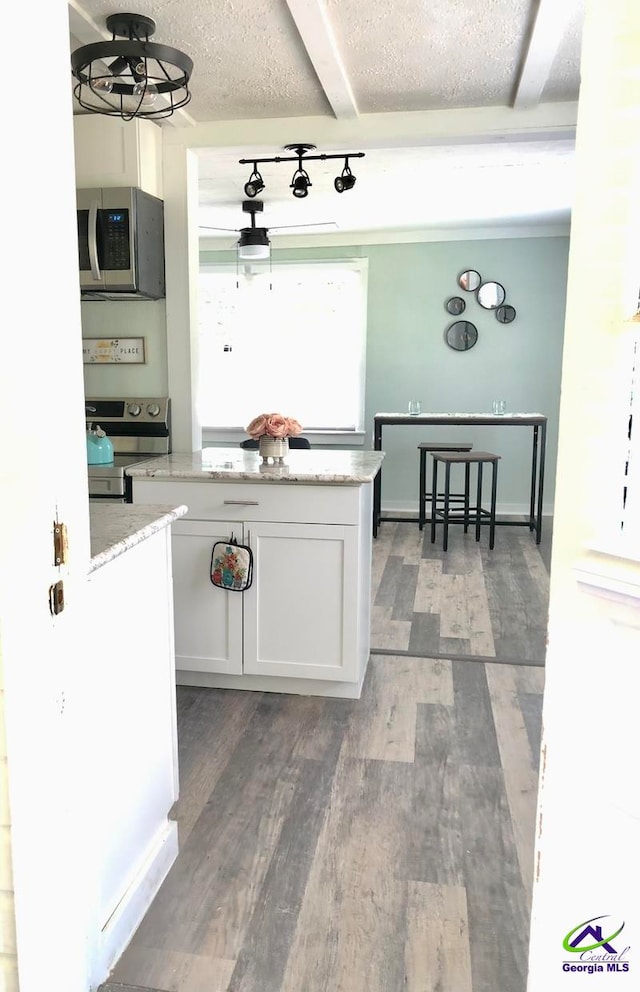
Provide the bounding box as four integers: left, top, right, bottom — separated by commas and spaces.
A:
239, 143, 364, 199
244, 164, 265, 198
71, 13, 193, 121
334, 158, 357, 193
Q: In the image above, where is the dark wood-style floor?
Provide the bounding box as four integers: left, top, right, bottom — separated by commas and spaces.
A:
107, 520, 549, 992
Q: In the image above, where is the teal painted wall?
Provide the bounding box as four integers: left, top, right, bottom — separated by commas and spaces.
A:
203, 234, 569, 513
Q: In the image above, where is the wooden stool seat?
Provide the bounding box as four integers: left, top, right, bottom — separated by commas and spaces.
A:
418, 441, 474, 530
430, 450, 501, 550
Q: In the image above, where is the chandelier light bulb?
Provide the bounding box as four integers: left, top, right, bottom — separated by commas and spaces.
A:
90, 76, 114, 95
133, 80, 159, 107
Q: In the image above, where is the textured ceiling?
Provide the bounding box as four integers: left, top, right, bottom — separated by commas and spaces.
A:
70, 0, 585, 235
72, 0, 584, 120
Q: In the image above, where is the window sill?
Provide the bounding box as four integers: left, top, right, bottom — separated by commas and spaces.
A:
201, 428, 366, 448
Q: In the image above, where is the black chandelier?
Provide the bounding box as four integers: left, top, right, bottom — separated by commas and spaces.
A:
71, 13, 193, 121
239, 144, 365, 199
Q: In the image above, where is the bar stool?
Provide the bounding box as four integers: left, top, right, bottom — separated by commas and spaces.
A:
418, 441, 474, 530
430, 450, 501, 551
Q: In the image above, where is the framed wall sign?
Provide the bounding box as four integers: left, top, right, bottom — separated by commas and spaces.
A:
83, 337, 146, 364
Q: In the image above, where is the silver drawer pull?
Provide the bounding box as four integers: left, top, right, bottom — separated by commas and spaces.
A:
223, 499, 260, 505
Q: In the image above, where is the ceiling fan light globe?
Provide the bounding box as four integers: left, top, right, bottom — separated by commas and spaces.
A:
238, 243, 270, 260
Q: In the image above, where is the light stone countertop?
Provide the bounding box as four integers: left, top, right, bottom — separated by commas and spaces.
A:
126, 447, 385, 485
89, 503, 188, 574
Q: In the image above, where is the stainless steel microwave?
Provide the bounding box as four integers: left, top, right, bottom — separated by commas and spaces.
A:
76, 186, 165, 300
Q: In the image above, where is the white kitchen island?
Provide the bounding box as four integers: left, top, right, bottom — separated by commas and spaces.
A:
129, 447, 384, 699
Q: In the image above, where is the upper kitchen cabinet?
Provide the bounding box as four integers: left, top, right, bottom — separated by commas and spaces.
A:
74, 116, 163, 198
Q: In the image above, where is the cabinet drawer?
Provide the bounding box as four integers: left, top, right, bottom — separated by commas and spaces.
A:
132, 479, 363, 525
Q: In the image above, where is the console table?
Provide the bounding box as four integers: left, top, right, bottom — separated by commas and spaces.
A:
372, 412, 547, 543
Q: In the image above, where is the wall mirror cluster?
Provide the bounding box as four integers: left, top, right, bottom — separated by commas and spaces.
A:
444, 268, 517, 351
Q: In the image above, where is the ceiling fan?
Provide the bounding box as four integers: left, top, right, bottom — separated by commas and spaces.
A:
199, 200, 337, 260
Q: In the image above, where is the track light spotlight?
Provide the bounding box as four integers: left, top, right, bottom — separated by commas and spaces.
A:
244, 164, 265, 198
290, 168, 312, 198
334, 159, 356, 193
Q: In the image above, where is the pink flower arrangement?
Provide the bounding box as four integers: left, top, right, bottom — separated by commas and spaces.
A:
246, 413, 303, 440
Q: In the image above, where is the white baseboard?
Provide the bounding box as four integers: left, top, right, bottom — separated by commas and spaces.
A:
95, 820, 178, 986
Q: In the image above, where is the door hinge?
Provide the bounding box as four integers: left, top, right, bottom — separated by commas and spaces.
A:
53, 521, 68, 565
49, 580, 65, 616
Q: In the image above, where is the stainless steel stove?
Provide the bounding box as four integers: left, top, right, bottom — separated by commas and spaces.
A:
86, 396, 171, 502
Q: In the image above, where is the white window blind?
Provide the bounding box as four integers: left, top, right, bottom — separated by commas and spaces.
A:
197, 260, 368, 433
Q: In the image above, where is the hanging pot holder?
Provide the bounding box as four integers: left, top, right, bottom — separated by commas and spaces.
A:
210, 533, 253, 592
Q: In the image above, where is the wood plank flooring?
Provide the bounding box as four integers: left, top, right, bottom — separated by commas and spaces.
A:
108, 522, 548, 992
371, 520, 550, 665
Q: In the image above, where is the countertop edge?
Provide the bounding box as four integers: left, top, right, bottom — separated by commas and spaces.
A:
126, 467, 381, 485
89, 504, 188, 574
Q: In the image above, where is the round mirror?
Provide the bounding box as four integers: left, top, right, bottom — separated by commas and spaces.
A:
496, 304, 516, 324
458, 269, 481, 292
445, 296, 466, 315
445, 321, 478, 352
477, 281, 506, 309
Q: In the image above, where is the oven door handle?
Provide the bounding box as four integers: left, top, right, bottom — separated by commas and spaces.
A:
88, 199, 101, 282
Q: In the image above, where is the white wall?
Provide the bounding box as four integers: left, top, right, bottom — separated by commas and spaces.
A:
527, 1, 640, 987
81, 300, 169, 397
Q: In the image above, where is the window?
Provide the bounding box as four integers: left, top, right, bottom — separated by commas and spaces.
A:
198, 259, 368, 436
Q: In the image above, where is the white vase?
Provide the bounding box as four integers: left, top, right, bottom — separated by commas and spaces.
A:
259, 435, 289, 463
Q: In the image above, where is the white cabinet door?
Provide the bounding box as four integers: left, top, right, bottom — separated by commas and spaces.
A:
172, 519, 243, 675
243, 521, 359, 681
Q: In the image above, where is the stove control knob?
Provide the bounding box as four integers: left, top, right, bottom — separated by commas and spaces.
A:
146, 403, 161, 417
127, 403, 141, 417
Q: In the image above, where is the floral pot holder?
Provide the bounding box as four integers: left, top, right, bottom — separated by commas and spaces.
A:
210, 534, 253, 592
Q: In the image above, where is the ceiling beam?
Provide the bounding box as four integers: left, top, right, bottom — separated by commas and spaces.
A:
163, 103, 578, 152
67, 0, 196, 128
284, 0, 359, 120
513, 0, 577, 108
